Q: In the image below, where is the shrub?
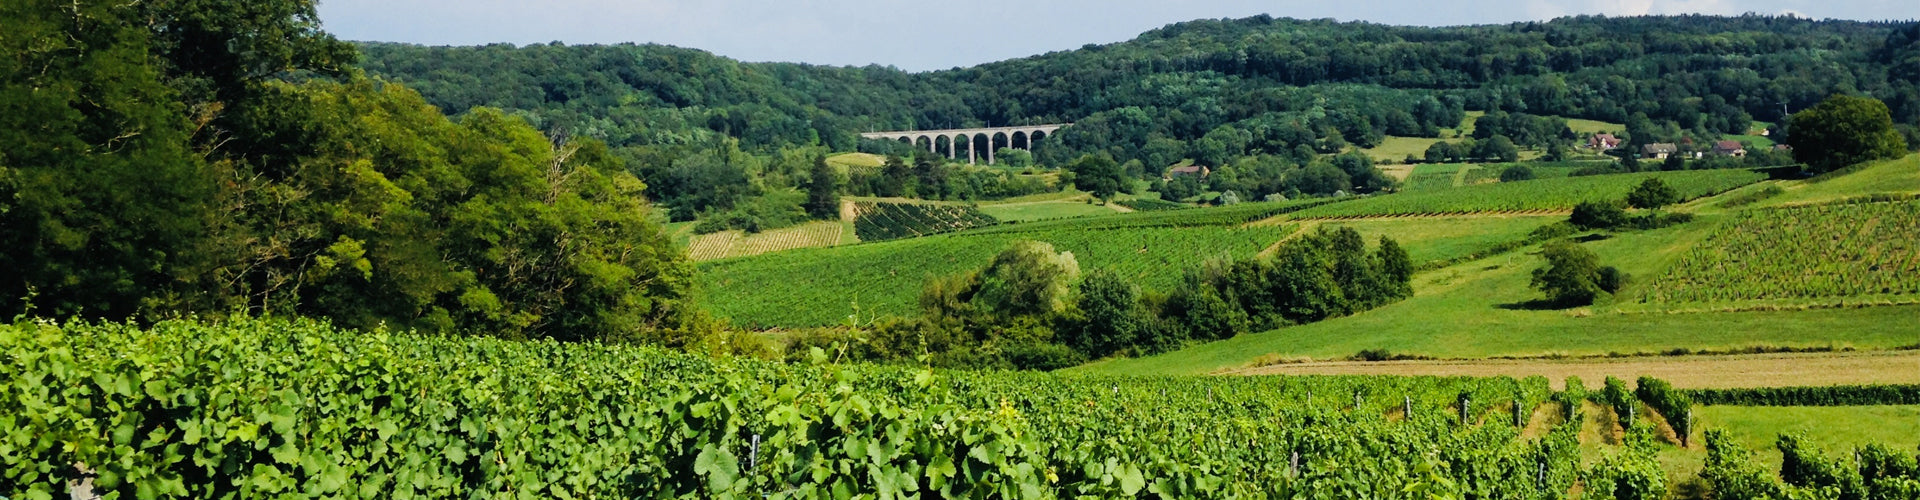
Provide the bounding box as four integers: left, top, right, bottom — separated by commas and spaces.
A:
1626, 178, 1681, 209
1500, 165, 1536, 182
1570, 200, 1628, 229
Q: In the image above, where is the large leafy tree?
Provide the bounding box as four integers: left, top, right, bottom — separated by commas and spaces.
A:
804, 155, 840, 220
1067, 154, 1127, 201
1, 0, 712, 346
1530, 241, 1624, 307
1788, 95, 1909, 173
1, 1, 218, 318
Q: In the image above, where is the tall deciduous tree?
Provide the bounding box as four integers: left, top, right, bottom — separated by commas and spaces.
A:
1530, 241, 1624, 307
804, 155, 840, 220
1067, 154, 1126, 201
1788, 95, 1909, 173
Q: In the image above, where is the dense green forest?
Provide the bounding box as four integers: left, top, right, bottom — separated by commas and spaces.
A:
356, 15, 1920, 217
359, 16, 1920, 159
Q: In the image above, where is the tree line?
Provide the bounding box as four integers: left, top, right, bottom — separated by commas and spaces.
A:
792, 228, 1414, 370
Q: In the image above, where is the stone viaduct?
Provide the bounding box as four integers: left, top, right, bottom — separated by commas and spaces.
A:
859, 124, 1069, 165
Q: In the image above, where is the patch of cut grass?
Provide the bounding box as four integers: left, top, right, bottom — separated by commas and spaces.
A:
1566, 118, 1625, 135
826, 152, 886, 169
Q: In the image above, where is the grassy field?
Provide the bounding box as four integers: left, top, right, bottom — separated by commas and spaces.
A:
976, 199, 1120, 222
1075, 218, 1920, 376
1691, 405, 1920, 466
1761, 154, 1920, 207
701, 224, 1296, 328
825, 152, 886, 169
1724, 133, 1777, 149
1309, 215, 1558, 268
1288, 169, 1765, 219
1646, 405, 1920, 486
1566, 118, 1626, 135
1359, 136, 1452, 164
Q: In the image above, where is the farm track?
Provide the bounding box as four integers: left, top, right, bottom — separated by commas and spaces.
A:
1225, 350, 1920, 389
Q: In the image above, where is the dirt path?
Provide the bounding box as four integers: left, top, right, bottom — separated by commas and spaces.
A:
1225, 350, 1920, 389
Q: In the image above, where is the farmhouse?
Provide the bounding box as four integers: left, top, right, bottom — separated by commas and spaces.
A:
1713, 140, 1747, 157
1642, 143, 1679, 160
1587, 133, 1621, 150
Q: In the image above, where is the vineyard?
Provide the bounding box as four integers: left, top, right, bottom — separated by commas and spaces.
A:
0, 319, 1613, 499
11, 319, 1910, 499
701, 224, 1295, 327
1287, 170, 1766, 219
852, 202, 999, 241
1641, 200, 1920, 304
687, 221, 847, 261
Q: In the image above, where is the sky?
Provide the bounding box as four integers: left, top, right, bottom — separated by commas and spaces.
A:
317, 0, 1919, 72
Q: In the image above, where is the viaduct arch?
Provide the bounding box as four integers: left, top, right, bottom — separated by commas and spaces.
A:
859, 124, 1069, 165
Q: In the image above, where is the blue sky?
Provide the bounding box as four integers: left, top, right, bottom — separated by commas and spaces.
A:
317, 0, 1918, 72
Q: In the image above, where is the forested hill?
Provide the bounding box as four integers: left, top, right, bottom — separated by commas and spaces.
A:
357, 15, 1920, 164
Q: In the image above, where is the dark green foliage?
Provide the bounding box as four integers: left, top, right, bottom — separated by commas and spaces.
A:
1790, 94, 1910, 173
1625, 178, 1681, 209
1067, 154, 1127, 201
1531, 241, 1623, 306
1114, 198, 1188, 211
1661, 153, 1688, 172
0, 0, 710, 345
805, 155, 840, 219
1683, 384, 1920, 406
1330, 152, 1395, 194
1473, 112, 1575, 149
1474, 135, 1522, 163
851, 202, 997, 241
1499, 165, 1536, 182
1171, 227, 1414, 335
355, 16, 1920, 203
0, 1, 214, 319
1063, 269, 1144, 358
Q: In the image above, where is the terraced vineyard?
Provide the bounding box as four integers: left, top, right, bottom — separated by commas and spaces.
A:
852, 202, 997, 241
1289, 169, 1765, 219
1641, 200, 1920, 304
702, 224, 1294, 327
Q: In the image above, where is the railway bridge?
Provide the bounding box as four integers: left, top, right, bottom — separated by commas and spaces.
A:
860, 124, 1069, 165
